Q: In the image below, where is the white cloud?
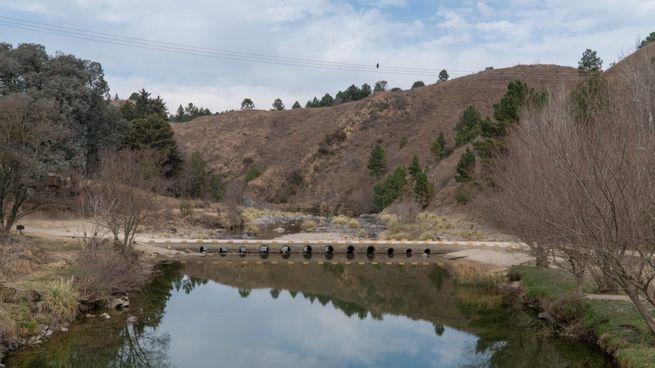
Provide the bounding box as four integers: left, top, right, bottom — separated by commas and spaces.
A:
0, 0, 652, 111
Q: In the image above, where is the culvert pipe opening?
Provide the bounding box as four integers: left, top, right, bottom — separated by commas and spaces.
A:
405, 248, 413, 257
346, 245, 355, 254
324, 245, 334, 254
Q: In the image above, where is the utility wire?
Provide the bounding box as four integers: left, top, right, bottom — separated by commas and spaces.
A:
0, 16, 621, 81
0, 16, 474, 77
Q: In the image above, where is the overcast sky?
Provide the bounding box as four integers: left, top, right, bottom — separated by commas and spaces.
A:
1, 0, 653, 112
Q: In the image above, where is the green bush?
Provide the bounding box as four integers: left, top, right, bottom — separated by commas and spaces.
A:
245, 167, 262, 182
373, 166, 407, 211
455, 184, 473, 204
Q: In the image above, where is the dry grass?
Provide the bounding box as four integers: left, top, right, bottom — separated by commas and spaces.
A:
0, 244, 41, 282
172, 64, 578, 211
0, 308, 17, 341
380, 211, 489, 241
332, 215, 350, 225
39, 278, 78, 323
300, 220, 317, 231
450, 263, 505, 287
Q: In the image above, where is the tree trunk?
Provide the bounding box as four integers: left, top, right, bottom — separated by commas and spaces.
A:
626, 288, 655, 335
535, 244, 549, 267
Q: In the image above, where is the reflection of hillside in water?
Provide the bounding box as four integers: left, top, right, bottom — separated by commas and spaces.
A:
6, 262, 612, 368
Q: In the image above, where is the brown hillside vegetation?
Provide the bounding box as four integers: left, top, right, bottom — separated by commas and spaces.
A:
172, 64, 578, 213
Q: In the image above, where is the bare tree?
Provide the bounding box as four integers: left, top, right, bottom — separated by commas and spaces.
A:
0, 95, 68, 235
478, 51, 655, 334
82, 150, 161, 252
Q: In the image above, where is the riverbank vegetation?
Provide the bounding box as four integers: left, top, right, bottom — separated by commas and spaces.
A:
513, 266, 655, 367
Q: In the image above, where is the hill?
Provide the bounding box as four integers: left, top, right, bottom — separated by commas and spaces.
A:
172, 64, 579, 214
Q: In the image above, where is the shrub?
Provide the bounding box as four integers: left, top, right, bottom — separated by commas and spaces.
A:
300, 220, 317, 231
179, 201, 193, 217
399, 136, 408, 148
348, 218, 360, 229
373, 166, 408, 211
76, 247, 148, 307
357, 228, 368, 238
455, 148, 475, 183
332, 215, 350, 225
455, 184, 473, 204
454, 106, 483, 146
245, 167, 262, 182
39, 278, 78, 323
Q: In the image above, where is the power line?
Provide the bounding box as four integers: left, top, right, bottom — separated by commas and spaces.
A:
0, 16, 476, 77
0, 16, 624, 83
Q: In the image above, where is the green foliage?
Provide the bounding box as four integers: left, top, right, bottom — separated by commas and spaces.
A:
413, 168, 433, 207
123, 114, 182, 177
319, 93, 334, 107
179, 201, 193, 217
408, 155, 421, 178
208, 174, 224, 201
454, 106, 483, 146
0, 42, 124, 171
272, 98, 285, 110
291, 101, 302, 109
438, 69, 449, 83
245, 166, 262, 182
431, 132, 447, 159
411, 81, 425, 89
121, 88, 168, 121
241, 98, 255, 110
570, 74, 609, 125
454, 184, 473, 204
639, 32, 655, 49
305, 97, 320, 108
335, 83, 372, 104
399, 136, 408, 148
455, 148, 475, 182
374, 80, 388, 92
373, 166, 407, 211
172, 102, 212, 122
367, 144, 386, 177
475, 80, 548, 160
577, 48, 603, 74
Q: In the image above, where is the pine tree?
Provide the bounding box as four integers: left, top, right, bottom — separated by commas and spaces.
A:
438, 69, 449, 83
414, 168, 432, 207
455, 148, 475, 183
272, 98, 285, 110
640, 32, 655, 48
124, 114, 182, 177
411, 81, 425, 89
431, 132, 446, 159
292, 101, 302, 109
373, 166, 407, 211
408, 154, 420, 178
241, 98, 255, 110
367, 144, 386, 177
175, 104, 186, 122
454, 106, 483, 146
578, 49, 603, 74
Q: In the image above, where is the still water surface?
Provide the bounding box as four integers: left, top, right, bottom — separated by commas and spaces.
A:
6, 259, 613, 367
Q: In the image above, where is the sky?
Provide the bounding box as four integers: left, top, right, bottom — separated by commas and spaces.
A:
0, 0, 654, 112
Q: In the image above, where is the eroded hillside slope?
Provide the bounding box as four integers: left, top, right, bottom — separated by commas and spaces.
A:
173, 64, 578, 213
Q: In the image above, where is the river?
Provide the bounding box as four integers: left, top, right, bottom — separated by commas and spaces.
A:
5, 258, 613, 367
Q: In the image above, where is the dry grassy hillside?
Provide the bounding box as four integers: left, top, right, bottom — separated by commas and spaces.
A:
173, 64, 578, 214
